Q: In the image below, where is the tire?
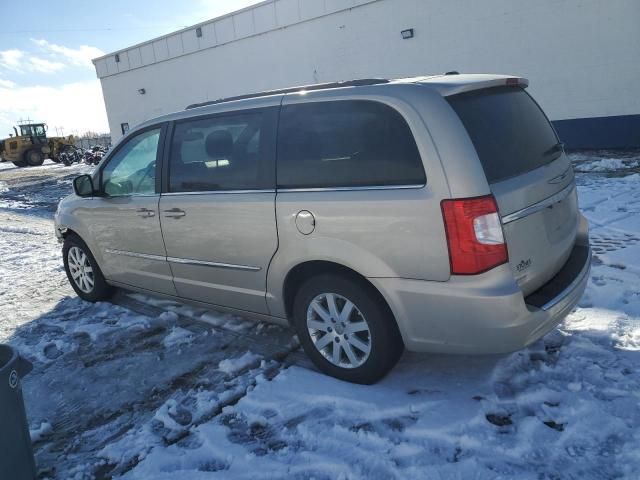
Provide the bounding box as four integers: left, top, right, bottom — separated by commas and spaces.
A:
293, 274, 404, 384
63, 234, 114, 302
25, 149, 44, 167
12, 160, 28, 168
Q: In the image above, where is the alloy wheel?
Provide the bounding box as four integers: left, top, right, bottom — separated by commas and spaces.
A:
306, 292, 372, 369
68, 246, 95, 293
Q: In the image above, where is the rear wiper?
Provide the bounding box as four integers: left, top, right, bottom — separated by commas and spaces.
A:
543, 142, 565, 157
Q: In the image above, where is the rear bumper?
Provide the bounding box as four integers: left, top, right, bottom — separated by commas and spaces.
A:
370, 216, 591, 354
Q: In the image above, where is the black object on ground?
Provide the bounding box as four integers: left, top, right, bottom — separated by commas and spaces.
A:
0, 344, 36, 480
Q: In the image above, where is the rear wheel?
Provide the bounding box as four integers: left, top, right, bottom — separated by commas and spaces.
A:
63, 234, 114, 302
293, 274, 404, 384
25, 149, 44, 167
12, 159, 28, 168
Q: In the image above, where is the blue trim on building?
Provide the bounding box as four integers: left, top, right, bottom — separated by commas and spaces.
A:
552, 114, 640, 150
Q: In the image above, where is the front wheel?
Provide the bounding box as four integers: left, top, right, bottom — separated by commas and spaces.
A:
63, 235, 114, 302
293, 274, 404, 384
12, 160, 28, 168
25, 149, 44, 167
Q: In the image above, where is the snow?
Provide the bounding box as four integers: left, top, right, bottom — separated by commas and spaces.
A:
0, 224, 47, 235
218, 352, 262, 375
30, 421, 53, 443
162, 325, 194, 348
0, 154, 639, 479
572, 150, 640, 174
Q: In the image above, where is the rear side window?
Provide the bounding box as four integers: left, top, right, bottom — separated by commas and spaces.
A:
169, 109, 275, 192
447, 87, 560, 183
277, 100, 425, 189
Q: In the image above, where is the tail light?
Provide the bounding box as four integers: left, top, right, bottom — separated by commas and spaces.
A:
441, 195, 508, 275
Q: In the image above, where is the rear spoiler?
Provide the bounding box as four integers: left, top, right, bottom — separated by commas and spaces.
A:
417, 75, 529, 97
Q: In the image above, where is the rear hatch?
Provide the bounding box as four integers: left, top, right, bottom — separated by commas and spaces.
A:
447, 86, 579, 295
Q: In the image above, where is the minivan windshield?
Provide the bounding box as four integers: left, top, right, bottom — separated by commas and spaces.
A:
447, 86, 559, 183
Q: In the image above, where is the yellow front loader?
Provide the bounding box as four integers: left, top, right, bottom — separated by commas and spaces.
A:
0, 122, 75, 167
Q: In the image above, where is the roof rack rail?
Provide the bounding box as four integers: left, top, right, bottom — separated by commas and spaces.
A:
185, 78, 390, 110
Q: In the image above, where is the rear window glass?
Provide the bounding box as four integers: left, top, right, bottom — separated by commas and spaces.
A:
447, 87, 560, 183
277, 100, 425, 189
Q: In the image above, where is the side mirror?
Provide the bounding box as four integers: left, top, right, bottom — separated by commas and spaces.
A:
73, 175, 95, 197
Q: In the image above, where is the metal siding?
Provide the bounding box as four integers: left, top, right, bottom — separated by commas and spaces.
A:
200, 23, 218, 48
181, 30, 199, 54
95, 0, 640, 149
300, 0, 326, 20
215, 17, 236, 44
234, 9, 256, 38
166, 34, 183, 58
275, 0, 301, 26
128, 48, 142, 69
152, 39, 169, 61
326, 0, 356, 12
253, 3, 278, 32
139, 44, 155, 65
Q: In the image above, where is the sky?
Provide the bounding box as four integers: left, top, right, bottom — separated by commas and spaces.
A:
0, 0, 262, 138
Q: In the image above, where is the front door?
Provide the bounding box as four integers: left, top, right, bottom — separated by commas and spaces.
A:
159, 107, 279, 314
80, 125, 177, 295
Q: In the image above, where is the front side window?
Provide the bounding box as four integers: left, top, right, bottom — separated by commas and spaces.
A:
20, 125, 33, 137
169, 111, 268, 192
34, 125, 46, 136
277, 100, 425, 189
101, 128, 160, 196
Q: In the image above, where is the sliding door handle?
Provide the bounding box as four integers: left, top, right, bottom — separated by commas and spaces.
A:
164, 208, 186, 218
136, 208, 155, 218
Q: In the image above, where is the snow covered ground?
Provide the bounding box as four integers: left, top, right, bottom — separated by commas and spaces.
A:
0, 154, 639, 479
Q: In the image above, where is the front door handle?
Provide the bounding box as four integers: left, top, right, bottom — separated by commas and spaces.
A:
164, 208, 186, 218
136, 208, 155, 218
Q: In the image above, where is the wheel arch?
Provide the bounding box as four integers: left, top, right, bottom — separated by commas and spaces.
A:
61, 227, 115, 301
60, 226, 80, 240
58, 225, 108, 272
282, 260, 397, 329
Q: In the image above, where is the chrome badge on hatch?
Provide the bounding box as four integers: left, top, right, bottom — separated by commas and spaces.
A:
516, 258, 532, 273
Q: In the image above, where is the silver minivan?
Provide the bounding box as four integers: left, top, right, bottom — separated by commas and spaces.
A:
55, 74, 591, 384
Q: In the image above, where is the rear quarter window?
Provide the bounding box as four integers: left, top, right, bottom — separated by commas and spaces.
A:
447, 86, 560, 184
277, 100, 425, 189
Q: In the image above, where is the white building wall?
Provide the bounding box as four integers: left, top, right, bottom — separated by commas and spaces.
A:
95, 0, 640, 141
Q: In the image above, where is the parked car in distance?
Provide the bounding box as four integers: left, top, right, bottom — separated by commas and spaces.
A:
55, 74, 591, 384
